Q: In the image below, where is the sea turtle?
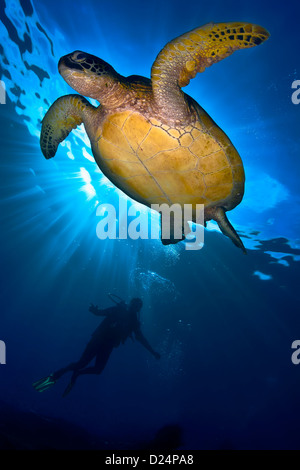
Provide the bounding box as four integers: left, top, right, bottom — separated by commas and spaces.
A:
40, 22, 269, 252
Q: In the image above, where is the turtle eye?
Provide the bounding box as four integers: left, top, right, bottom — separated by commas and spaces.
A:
72, 51, 86, 62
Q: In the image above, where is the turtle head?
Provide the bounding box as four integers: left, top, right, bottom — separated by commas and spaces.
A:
58, 51, 122, 101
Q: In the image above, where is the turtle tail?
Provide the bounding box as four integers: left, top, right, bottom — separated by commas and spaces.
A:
211, 207, 246, 254
40, 94, 93, 159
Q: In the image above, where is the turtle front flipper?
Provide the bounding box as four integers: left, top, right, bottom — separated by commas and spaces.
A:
151, 22, 270, 119
40, 94, 95, 159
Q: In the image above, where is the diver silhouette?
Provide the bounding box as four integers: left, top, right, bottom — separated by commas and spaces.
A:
33, 297, 160, 397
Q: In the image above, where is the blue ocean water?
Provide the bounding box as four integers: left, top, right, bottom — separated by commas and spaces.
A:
0, 0, 299, 450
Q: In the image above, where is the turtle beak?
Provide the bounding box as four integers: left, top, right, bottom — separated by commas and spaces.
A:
58, 56, 73, 81
58, 52, 86, 76
58, 53, 94, 96
58, 56, 66, 73
58, 55, 71, 76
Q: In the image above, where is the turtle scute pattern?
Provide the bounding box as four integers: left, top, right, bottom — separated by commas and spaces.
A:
94, 110, 244, 208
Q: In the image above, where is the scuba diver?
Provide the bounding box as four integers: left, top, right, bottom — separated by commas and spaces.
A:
33, 296, 160, 397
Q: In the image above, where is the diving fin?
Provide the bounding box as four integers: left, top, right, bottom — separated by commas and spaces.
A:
62, 380, 75, 398
33, 374, 57, 392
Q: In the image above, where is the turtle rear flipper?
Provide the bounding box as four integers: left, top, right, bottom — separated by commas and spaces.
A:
40, 94, 94, 159
159, 207, 188, 245
212, 207, 246, 254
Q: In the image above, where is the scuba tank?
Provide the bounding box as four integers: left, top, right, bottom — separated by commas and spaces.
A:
107, 293, 136, 343
107, 292, 126, 308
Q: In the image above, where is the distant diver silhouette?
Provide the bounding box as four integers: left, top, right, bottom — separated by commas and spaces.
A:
33, 297, 160, 397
